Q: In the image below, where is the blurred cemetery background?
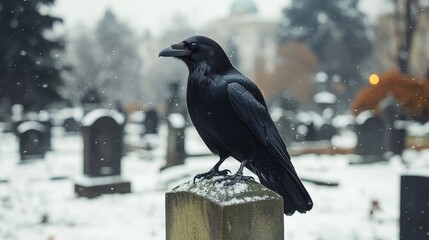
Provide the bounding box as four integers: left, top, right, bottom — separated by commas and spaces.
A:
1, 0, 429, 239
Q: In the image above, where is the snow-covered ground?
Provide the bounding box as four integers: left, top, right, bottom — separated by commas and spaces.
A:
0, 123, 428, 240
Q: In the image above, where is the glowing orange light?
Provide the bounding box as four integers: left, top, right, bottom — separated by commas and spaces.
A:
369, 74, 380, 85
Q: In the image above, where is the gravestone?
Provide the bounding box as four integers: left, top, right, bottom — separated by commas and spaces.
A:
400, 175, 429, 240
17, 121, 49, 161
304, 121, 317, 142
63, 117, 80, 133
165, 82, 184, 115
161, 113, 187, 170
278, 91, 298, 113
353, 111, 386, 163
380, 96, 406, 157
275, 114, 295, 146
74, 109, 131, 198
317, 122, 337, 141
38, 111, 52, 151
143, 108, 159, 135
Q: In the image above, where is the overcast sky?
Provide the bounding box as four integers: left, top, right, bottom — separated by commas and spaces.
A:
51, 0, 391, 37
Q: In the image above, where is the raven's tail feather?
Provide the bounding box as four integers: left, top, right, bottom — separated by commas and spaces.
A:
257, 167, 313, 215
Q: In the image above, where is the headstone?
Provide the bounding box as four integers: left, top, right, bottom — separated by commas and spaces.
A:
143, 108, 159, 135
275, 114, 295, 146
17, 121, 48, 161
304, 121, 317, 142
165, 82, 186, 116
353, 111, 386, 163
74, 109, 131, 198
278, 91, 298, 113
380, 96, 407, 156
166, 179, 284, 240
38, 111, 52, 151
60, 107, 83, 133
63, 117, 80, 133
161, 113, 187, 170
317, 122, 337, 141
400, 175, 429, 240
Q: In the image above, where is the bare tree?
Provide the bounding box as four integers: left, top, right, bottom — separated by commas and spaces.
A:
393, 0, 422, 73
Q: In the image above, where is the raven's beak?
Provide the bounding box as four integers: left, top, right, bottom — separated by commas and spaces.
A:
159, 42, 192, 57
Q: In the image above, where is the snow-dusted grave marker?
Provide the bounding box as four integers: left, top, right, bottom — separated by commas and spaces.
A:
74, 109, 131, 198
17, 120, 49, 161
379, 95, 406, 157
142, 108, 159, 135
63, 116, 80, 133
161, 112, 187, 170
166, 178, 284, 240
352, 111, 386, 164
400, 174, 429, 240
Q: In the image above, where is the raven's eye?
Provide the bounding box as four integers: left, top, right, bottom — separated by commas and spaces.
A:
189, 42, 197, 49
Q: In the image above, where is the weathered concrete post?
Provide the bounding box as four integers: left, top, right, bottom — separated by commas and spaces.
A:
166, 178, 284, 240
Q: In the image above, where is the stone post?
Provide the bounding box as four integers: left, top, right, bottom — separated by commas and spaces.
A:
166, 178, 284, 240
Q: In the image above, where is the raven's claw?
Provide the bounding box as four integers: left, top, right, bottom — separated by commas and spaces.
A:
214, 174, 254, 186
193, 168, 231, 183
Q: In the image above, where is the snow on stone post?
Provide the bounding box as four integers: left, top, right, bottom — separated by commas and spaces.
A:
162, 113, 186, 170
165, 178, 284, 240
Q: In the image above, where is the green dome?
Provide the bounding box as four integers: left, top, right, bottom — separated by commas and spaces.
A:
230, 0, 258, 15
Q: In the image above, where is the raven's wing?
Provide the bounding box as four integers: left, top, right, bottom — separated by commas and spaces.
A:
226, 82, 292, 170
227, 82, 313, 214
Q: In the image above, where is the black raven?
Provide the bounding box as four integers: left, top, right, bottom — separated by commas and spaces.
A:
159, 35, 313, 215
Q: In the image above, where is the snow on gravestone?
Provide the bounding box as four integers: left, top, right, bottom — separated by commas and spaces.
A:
142, 108, 159, 135
353, 110, 386, 163
74, 109, 131, 198
162, 113, 186, 170
17, 121, 49, 161
379, 96, 406, 156
400, 174, 429, 240
166, 178, 284, 240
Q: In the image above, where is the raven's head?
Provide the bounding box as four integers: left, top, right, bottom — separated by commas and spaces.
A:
159, 35, 232, 73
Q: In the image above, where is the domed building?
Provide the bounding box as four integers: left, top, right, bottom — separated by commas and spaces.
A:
230, 0, 258, 15
201, 0, 279, 82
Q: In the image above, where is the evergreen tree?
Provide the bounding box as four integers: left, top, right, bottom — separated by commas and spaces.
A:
0, 0, 64, 110
280, 0, 372, 101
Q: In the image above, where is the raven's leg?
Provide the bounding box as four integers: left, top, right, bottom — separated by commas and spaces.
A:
193, 157, 230, 182
214, 160, 254, 186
